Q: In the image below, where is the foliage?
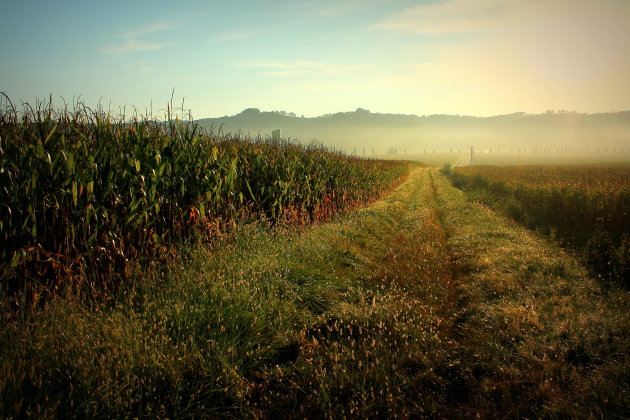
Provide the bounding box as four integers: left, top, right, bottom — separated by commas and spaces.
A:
2, 169, 627, 418
0, 95, 407, 307
449, 165, 630, 286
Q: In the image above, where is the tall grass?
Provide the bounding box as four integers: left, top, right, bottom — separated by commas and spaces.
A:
448, 165, 630, 286
3, 168, 626, 418
0, 95, 407, 308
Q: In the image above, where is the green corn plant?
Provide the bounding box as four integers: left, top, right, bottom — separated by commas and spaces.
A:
0, 94, 408, 309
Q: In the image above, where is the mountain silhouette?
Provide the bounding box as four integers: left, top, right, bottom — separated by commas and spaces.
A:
194, 108, 630, 153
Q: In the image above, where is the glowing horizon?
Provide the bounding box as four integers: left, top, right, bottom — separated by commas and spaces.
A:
2, 0, 629, 119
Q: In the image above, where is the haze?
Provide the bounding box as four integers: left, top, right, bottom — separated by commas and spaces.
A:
2, 0, 630, 120
194, 109, 630, 161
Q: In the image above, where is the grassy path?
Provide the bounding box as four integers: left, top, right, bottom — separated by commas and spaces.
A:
253, 167, 629, 417
428, 168, 629, 417
2, 168, 628, 418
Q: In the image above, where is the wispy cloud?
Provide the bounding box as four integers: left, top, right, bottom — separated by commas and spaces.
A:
238, 60, 361, 76
126, 60, 155, 73
372, 0, 630, 84
101, 40, 172, 55
370, 0, 508, 35
294, 0, 391, 17
396, 62, 440, 70
213, 31, 250, 41
118, 22, 175, 39
101, 21, 175, 55
372, 0, 630, 38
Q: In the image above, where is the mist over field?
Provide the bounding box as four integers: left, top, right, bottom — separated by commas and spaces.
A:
195, 108, 630, 155
3, 0, 630, 417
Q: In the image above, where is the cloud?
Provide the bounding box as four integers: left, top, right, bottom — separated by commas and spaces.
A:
238, 60, 362, 76
100, 39, 171, 55
396, 62, 440, 70
354, 0, 630, 114
118, 22, 175, 39
101, 21, 175, 55
372, 0, 630, 37
213, 31, 250, 41
294, 0, 393, 17
372, 0, 630, 83
126, 61, 155, 72
371, 0, 513, 34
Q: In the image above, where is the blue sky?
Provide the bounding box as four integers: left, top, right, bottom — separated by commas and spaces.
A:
2, 0, 629, 117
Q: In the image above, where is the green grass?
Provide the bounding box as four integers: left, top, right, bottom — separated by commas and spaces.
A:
2, 168, 628, 418
1, 168, 436, 418
431, 171, 630, 417
447, 165, 630, 286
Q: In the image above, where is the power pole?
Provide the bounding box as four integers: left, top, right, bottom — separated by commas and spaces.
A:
470, 146, 474, 164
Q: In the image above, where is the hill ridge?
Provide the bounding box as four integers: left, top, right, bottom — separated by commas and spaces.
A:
194, 109, 630, 153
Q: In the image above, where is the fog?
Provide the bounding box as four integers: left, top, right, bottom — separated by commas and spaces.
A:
195, 109, 630, 162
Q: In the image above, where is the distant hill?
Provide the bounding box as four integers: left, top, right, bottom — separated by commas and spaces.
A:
194, 108, 630, 153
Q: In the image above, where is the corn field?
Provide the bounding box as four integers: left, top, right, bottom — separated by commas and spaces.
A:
0, 96, 407, 307
450, 165, 630, 285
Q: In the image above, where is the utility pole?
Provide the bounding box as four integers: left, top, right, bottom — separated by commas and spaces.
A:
470, 146, 474, 164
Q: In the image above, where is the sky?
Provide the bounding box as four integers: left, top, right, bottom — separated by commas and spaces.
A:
1, 0, 629, 118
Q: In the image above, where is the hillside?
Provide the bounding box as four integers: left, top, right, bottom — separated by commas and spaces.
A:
195, 109, 630, 154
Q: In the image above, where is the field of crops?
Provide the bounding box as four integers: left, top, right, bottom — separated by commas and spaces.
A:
0, 97, 407, 309
447, 164, 630, 285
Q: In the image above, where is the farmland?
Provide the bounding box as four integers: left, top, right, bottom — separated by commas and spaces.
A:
2, 166, 628, 418
0, 97, 407, 308
1, 99, 629, 418
447, 165, 630, 286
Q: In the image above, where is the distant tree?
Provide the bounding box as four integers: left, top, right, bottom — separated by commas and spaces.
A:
387, 146, 397, 154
